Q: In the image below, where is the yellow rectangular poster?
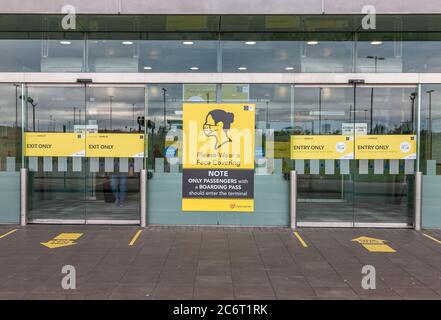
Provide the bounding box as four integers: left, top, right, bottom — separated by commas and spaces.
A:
355, 135, 416, 159
182, 103, 255, 212
290, 135, 354, 160
24, 132, 85, 157
86, 133, 145, 158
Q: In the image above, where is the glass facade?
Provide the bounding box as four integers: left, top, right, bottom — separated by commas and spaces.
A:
0, 14, 439, 227
1, 15, 441, 74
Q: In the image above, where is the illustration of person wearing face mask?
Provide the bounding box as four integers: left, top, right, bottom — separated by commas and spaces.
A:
203, 109, 235, 150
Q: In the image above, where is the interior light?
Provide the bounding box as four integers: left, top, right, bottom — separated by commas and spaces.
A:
307, 41, 319, 45
183, 41, 194, 45
60, 41, 71, 45
190, 67, 199, 70
143, 66, 153, 70
238, 67, 248, 71
122, 41, 133, 45
245, 41, 256, 45
370, 41, 383, 45
285, 67, 295, 71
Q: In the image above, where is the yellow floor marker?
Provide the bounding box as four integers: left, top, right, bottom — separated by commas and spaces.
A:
129, 230, 143, 246
40, 233, 83, 249
293, 231, 308, 248
352, 236, 396, 253
0, 229, 18, 239
422, 233, 441, 245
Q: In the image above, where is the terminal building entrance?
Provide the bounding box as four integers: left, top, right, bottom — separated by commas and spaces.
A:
22, 83, 416, 227
24, 85, 146, 224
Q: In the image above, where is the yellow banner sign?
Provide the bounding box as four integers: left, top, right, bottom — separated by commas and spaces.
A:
25, 133, 85, 157
290, 135, 354, 160
182, 103, 255, 212
355, 135, 416, 160
25, 132, 145, 158
86, 133, 145, 158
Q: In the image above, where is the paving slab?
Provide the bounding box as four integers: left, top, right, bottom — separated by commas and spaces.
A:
0, 225, 441, 300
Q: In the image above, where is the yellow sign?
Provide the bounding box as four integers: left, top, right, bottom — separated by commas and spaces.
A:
290, 135, 354, 160
41, 233, 83, 249
182, 103, 255, 212
265, 16, 300, 29
221, 84, 250, 102
166, 16, 208, 31
355, 135, 416, 160
182, 198, 254, 212
25, 132, 145, 158
86, 133, 145, 158
352, 236, 396, 253
183, 84, 216, 102
183, 104, 255, 169
25, 132, 85, 157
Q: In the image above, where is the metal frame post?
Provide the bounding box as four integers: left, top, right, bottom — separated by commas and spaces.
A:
290, 170, 297, 230
140, 169, 147, 227
20, 168, 27, 226
414, 171, 422, 230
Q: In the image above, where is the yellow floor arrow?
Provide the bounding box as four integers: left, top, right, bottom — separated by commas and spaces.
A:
351, 236, 396, 253
40, 233, 83, 249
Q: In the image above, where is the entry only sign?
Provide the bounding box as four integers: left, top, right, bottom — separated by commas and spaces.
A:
182, 103, 255, 212
290, 134, 416, 160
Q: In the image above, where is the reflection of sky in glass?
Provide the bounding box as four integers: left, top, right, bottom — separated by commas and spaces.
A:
2, 35, 441, 73
0, 84, 19, 127
24, 87, 145, 132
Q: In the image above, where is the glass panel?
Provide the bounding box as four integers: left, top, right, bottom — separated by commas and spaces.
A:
85, 86, 144, 222
357, 33, 441, 73
221, 33, 353, 73
147, 83, 290, 226
217, 84, 290, 225
147, 84, 218, 225
88, 33, 218, 72
0, 32, 84, 72
421, 85, 441, 227
353, 86, 416, 224
25, 85, 87, 221
294, 86, 355, 224
0, 84, 21, 223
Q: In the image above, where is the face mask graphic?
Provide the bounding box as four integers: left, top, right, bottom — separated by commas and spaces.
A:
203, 110, 234, 149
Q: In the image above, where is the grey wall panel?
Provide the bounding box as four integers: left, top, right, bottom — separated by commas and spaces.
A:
324, 0, 441, 14
422, 175, 441, 228
0, 0, 120, 14
0, 172, 20, 224
2, 0, 439, 15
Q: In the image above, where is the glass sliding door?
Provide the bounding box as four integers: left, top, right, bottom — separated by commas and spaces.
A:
25, 85, 87, 223
25, 84, 145, 224
84, 85, 145, 223
353, 86, 416, 226
294, 86, 355, 226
